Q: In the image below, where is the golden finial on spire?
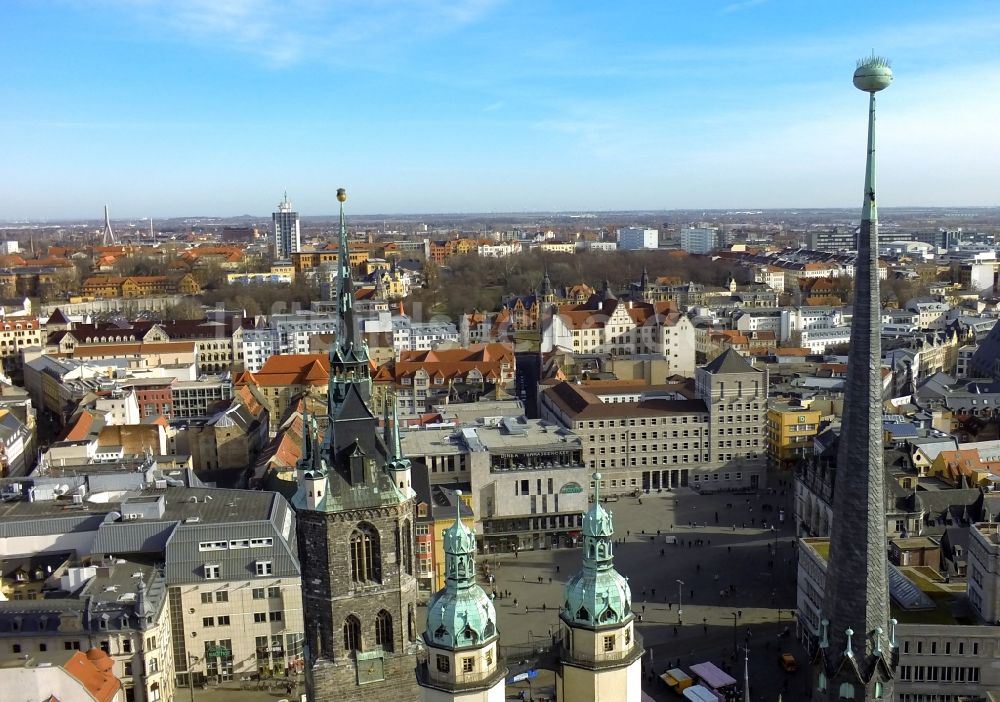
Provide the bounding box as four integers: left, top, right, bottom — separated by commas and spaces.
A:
337, 188, 347, 202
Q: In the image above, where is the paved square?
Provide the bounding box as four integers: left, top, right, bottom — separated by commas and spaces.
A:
191, 480, 809, 701
477, 482, 810, 701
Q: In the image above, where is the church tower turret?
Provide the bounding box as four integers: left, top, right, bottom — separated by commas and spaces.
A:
539, 268, 555, 304
419, 491, 506, 702
556, 473, 643, 702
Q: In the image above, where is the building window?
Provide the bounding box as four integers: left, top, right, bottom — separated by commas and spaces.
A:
436, 655, 450, 673
267, 586, 281, 598
344, 616, 361, 652
203, 617, 215, 627
269, 611, 282, 622
204, 564, 221, 580
254, 613, 267, 623
252, 588, 266, 599
375, 610, 394, 652
603, 635, 615, 652
350, 524, 381, 583
218, 616, 231, 626
200, 593, 213, 604
215, 591, 229, 603
255, 561, 273, 576
402, 520, 413, 576
462, 657, 474, 673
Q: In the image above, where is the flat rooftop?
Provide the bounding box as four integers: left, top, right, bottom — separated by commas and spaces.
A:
0, 485, 279, 526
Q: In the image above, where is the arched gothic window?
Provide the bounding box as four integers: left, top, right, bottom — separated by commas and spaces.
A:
350, 523, 381, 583
375, 610, 394, 652
838, 682, 855, 699
343, 615, 361, 652
401, 520, 413, 576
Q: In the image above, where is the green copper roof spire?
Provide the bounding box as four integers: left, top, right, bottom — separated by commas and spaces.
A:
562, 472, 631, 627
425, 490, 499, 648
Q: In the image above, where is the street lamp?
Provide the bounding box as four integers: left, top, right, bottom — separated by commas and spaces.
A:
676, 579, 684, 624
731, 612, 739, 655
187, 654, 199, 702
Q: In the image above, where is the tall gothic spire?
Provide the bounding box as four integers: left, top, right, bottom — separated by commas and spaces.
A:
815, 55, 897, 701
326, 188, 372, 416
335, 188, 361, 352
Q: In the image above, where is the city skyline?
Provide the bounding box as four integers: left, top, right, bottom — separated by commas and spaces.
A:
5, 0, 1000, 218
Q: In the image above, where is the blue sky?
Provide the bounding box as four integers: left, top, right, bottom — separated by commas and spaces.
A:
4, 0, 1000, 218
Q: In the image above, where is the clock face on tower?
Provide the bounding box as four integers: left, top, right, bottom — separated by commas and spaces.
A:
357, 654, 385, 685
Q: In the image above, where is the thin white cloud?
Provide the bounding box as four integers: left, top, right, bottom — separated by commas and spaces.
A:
484, 100, 505, 112
94, 0, 502, 67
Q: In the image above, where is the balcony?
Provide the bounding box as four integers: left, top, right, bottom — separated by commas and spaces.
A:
415, 656, 508, 693
559, 631, 644, 670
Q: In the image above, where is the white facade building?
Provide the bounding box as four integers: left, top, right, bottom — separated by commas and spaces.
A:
242, 312, 339, 372
799, 326, 853, 354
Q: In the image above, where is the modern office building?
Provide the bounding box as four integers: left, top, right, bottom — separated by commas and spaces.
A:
679, 227, 720, 254
616, 227, 658, 251
272, 192, 301, 260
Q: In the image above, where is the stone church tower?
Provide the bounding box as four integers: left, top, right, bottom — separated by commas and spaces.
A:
293, 188, 420, 702
556, 473, 643, 702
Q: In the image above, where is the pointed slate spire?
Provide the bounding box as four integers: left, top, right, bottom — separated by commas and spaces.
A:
298, 410, 314, 472
335, 188, 361, 353
816, 55, 897, 700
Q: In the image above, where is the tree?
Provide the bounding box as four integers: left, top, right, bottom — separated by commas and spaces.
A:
165, 298, 206, 320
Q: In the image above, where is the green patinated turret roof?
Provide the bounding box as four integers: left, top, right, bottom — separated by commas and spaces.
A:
425, 492, 498, 650
562, 473, 632, 628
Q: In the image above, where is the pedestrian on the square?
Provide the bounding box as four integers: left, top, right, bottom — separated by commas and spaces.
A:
668, 601, 672, 610
513, 597, 518, 607
651, 588, 656, 597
